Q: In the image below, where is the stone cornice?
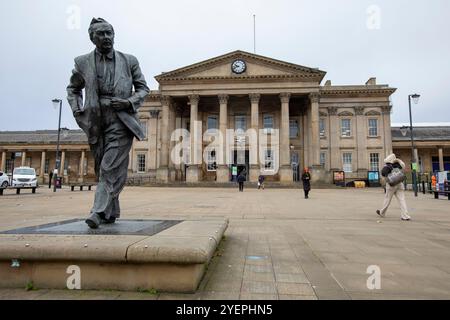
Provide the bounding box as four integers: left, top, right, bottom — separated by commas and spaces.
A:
320, 87, 397, 97
156, 74, 323, 84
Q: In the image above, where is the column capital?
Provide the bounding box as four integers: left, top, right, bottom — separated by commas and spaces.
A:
161, 95, 172, 105
279, 92, 291, 104
188, 94, 200, 105
329, 106, 338, 115
249, 93, 261, 104
309, 92, 320, 103
149, 110, 160, 118
354, 106, 365, 115
218, 94, 229, 104
381, 105, 392, 114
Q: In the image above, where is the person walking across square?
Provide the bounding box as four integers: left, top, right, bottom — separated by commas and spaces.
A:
301, 167, 311, 199
376, 154, 411, 221
237, 172, 245, 192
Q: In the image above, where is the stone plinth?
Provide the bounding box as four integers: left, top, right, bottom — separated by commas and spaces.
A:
216, 165, 229, 183
278, 165, 293, 183
186, 165, 200, 183
0, 218, 228, 293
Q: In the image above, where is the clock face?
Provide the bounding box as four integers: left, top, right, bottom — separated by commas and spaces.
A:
231, 59, 246, 74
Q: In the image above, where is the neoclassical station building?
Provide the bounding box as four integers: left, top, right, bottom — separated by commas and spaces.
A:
1, 51, 449, 184
133, 50, 395, 183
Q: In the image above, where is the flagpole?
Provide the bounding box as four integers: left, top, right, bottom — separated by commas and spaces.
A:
253, 14, 256, 53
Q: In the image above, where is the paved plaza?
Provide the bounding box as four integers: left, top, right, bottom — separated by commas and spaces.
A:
0, 185, 449, 300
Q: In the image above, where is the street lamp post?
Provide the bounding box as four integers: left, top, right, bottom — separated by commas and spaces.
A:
408, 93, 420, 197
52, 99, 63, 192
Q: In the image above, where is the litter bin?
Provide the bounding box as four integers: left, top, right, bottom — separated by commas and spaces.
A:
55, 177, 62, 189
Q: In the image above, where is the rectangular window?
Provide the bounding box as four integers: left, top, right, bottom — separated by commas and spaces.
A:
342, 153, 352, 173
341, 119, 351, 137
137, 154, 146, 173
44, 159, 50, 174
207, 115, 218, 130
235, 115, 247, 131
5, 159, 13, 174
289, 119, 299, 138
26, 157, 32, 167
263, 114, 273, 129
320, 152, 326, 167
140, 121, 148, 139
264, 149, 274, 170
319, 119, 325, 137
207, 150, 217, 171
370, 153, 379, 171
368, 119, 378, 137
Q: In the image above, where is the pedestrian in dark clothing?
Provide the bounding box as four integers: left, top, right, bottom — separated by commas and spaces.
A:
48, 171, 53, 189
301, 167, 311, 199
258, 175, 265, 190
237, 173, 246, 192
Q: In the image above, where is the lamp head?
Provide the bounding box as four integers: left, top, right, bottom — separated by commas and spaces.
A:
52, 99, 61, 109
411, 94, 420, 104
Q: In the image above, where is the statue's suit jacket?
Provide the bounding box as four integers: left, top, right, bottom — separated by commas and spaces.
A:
67, 50, 150, 145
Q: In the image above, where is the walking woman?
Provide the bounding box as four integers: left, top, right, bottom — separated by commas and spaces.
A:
376, 154, 411, 221
301, 167, 311, 199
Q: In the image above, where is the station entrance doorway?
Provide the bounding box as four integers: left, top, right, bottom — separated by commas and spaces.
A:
230, 150, 249, 182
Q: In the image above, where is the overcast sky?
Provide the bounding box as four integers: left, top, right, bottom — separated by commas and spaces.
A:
0, 0, 449, 131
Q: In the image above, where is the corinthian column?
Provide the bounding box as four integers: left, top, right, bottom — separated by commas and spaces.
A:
40, 151, 46, 184
355, 106, 368, 176
249, 93, 260, 182
156, 95, 171, 182
328, 107, 340, 170
216, 94, 229, 183
279, 92, 293, 182
186, 94, 201, 183
382, 105, 393, 158
309, 93, 320, 167
1, 151, 6, 172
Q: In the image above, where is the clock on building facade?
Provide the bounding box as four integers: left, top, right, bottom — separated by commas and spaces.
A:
231, 59, 246, 74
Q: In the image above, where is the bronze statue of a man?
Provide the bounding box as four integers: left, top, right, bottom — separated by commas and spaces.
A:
67, 18, 149, 228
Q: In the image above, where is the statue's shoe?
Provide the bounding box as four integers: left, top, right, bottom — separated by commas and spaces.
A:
85, 213, 101, 229
101, 217, 116, 224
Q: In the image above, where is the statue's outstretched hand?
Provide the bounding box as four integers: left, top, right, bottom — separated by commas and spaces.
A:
111, 98, 131, 111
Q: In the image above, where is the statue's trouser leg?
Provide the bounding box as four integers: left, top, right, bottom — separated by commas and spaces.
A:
90, 131, 133, 220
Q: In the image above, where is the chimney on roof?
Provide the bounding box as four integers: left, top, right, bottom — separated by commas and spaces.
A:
365, 77, 376, 85
324, 80, 331, 86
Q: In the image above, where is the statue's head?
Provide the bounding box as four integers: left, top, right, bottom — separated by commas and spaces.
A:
88, 18, 115, 53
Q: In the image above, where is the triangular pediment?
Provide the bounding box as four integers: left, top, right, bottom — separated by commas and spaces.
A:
155, 50, 326, 83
